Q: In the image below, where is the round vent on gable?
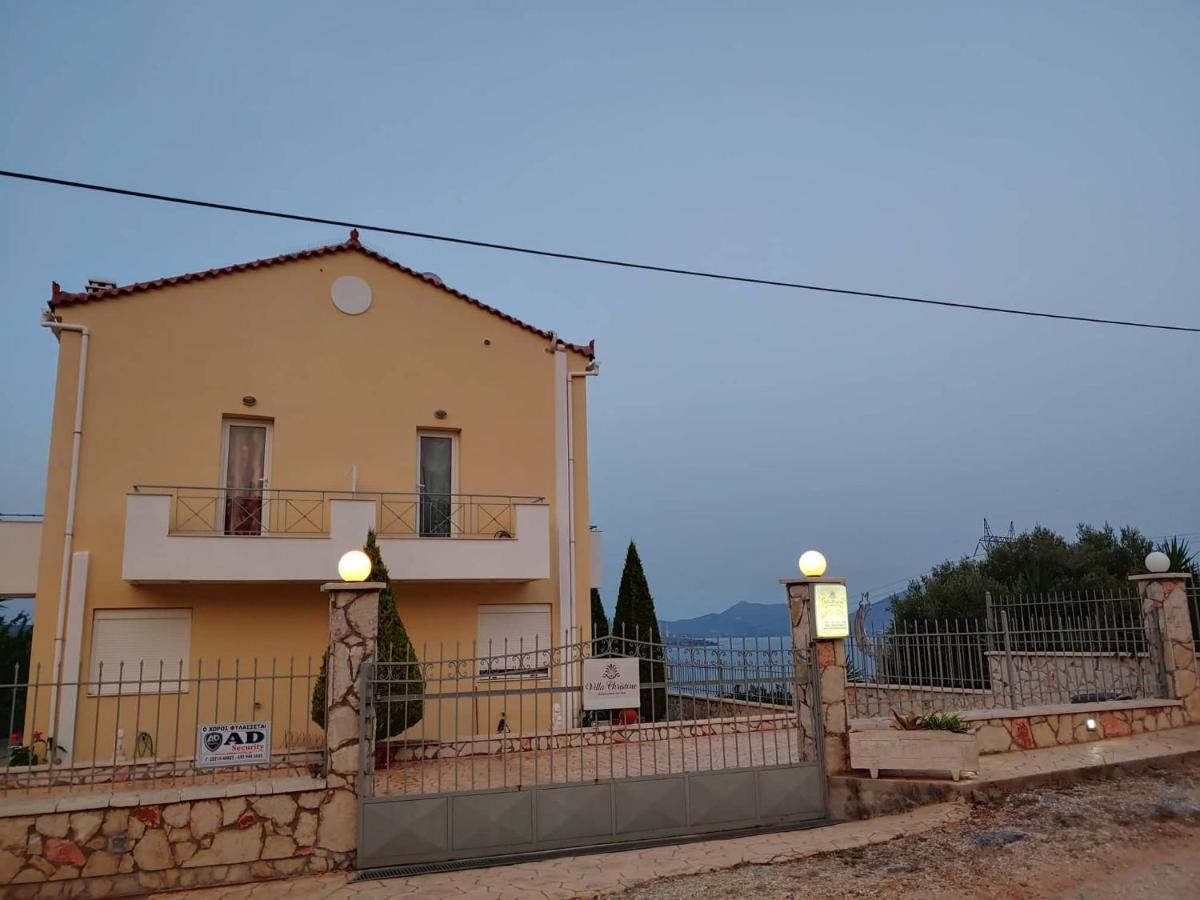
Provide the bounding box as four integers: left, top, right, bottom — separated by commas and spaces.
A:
331, 276, 372, 315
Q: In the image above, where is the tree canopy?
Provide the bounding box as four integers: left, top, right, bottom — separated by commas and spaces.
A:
0, 608, 32, 733
590, 588, 610, 640
890, 523, 1163, 622
611, 541, 666, 719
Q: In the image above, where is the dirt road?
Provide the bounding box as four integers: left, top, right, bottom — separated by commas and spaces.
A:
616, 760, 1200, 899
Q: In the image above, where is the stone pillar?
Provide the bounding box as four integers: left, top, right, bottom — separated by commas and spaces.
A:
783, 577, 849, 774
1130, 573, 1199, 722
322, 582, 382, 789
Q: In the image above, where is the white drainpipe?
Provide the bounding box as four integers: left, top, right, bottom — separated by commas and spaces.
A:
554, 340, 598, 729
567, 365, 599, 641
40, 315, 90, 744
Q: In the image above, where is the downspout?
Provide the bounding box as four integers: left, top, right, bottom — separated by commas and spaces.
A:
552, 343, 571, 727
40, 313, 89, 742
567, 364, 599, 645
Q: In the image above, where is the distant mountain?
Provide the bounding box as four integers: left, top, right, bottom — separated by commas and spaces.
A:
661, 602, 791, 637
661, 598, 895, 638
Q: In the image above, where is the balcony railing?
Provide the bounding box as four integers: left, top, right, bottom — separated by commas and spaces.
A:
131, 486, 545, 540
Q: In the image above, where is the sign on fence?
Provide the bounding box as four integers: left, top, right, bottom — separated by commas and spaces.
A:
814, 583, 850, 638
582, 657, 641, 710
196, 721, 271, 768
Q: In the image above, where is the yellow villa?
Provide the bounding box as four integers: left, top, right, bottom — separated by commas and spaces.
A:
24, 230, 600, 766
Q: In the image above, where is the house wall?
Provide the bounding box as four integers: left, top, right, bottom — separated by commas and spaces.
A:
29, 249, 592, 751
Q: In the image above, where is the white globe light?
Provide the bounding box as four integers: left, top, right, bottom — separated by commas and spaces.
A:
798, 550, 827, 577
1145, 551, 1171, 574
338, 549, 372, 582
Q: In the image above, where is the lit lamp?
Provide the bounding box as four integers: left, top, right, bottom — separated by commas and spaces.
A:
798, 550, 827, 578
1145, 551, 1170, 574
337, 549, 372, 583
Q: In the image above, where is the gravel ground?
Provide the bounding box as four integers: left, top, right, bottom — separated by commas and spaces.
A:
613, 760, 1200, 899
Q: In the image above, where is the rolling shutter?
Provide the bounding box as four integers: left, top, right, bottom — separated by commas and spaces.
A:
89, 609, 191, 694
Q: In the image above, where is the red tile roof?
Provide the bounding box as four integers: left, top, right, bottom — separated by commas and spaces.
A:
48, 230, 595, 358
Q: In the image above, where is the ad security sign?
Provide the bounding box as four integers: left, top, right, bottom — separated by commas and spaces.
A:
196, 721, 271, 768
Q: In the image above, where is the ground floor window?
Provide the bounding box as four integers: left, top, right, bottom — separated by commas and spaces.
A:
477, 604, 551, 678
88, 608, 191, 695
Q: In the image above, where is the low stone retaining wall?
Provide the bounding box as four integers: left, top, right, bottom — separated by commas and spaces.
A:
964, 699, 1188, 754
849, 699, 1188, 757
0, 775, 354, 899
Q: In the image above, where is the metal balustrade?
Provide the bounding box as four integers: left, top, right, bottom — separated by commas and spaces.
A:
131, 485, 544, 539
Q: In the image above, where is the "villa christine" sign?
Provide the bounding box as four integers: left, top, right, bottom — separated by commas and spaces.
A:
582, 657, 641, 710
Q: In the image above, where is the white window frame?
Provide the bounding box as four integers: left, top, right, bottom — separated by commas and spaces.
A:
88, 608, 192, 696
217, 418, 273, 534
416, 430, 459, 537
476, 604, 552, 680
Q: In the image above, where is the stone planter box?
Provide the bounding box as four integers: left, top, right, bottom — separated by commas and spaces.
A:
849, 728, 979, 781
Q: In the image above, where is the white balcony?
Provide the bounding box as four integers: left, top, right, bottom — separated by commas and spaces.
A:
122, 489, 551, 584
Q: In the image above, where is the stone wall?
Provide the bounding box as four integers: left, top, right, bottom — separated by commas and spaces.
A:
965, 700, 1189, 755
847, 683, 997, 717
984, 651, 1156, 705
667, 691, 792, 722
1133, 574, 1200, 722
0, 776, 354, 898
847, 648, 1161, 718
849, 699, 1189, 759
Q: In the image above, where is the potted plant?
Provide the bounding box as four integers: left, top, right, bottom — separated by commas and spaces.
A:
848, 711, 978, 781
5, 731, 68, 768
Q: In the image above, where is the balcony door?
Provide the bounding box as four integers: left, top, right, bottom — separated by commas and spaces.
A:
220, 420, 272, 535
418, 432, 455, 537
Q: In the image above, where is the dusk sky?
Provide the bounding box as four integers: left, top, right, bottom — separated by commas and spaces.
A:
2, 3, 1197, 621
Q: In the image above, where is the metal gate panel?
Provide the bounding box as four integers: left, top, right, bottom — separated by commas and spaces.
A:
687, 770, 757, 825
535, 783, 613, 842
359, 762, 824, 869
451, 790, 534, 850
359, 796, 448, 864
359, 630, 827, 871
612, 774, 687, 833
757, 764, 824, 819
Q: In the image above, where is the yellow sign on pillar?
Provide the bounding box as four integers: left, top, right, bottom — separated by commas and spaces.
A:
814, 583, 850, 638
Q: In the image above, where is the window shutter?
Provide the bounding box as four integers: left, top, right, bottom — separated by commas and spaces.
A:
89, 609, 191, 695
477, 605, 551, 676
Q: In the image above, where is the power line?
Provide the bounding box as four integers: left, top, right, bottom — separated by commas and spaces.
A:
3, 168, 1198, 334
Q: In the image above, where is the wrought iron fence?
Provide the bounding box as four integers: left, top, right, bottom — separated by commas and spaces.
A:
1, 656, 326, 797
367, 630, 815, 798
133, 485, 544, 539
847, 591, 1161, 720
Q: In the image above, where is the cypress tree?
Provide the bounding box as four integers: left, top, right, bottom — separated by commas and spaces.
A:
610, 541, 666, 720
311, 530, 424, 739
590, 588, 610, 640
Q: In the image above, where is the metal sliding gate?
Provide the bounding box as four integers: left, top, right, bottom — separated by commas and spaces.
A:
356, 632, 826, 870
